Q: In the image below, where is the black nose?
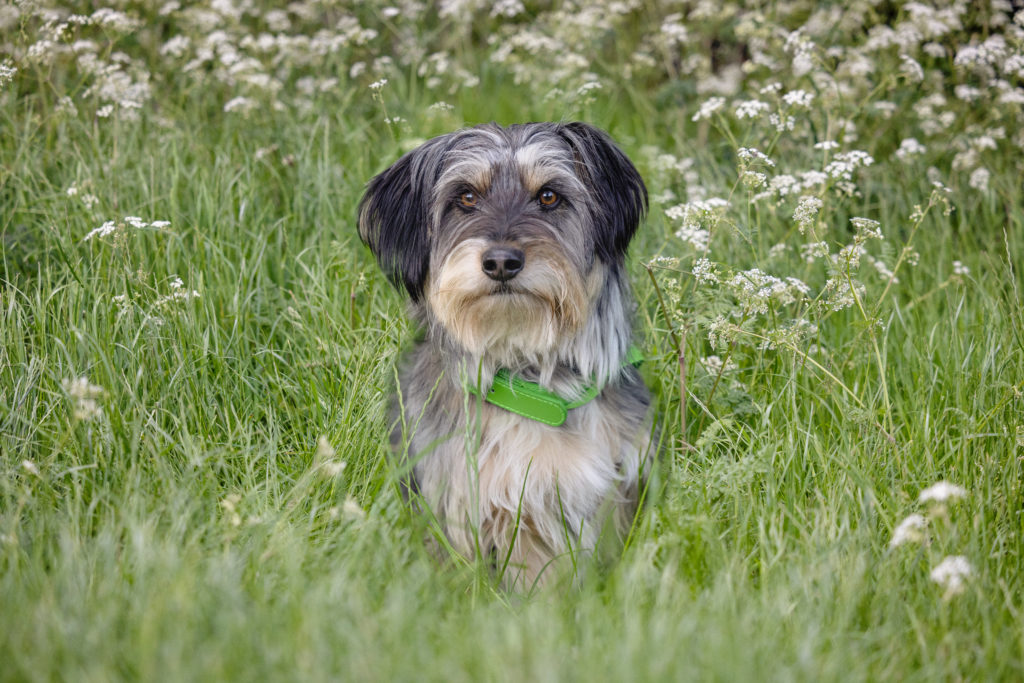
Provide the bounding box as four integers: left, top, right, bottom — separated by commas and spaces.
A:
481, 246, 525, 282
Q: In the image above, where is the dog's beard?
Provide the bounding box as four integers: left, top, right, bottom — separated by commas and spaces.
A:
427, 238, 589, 360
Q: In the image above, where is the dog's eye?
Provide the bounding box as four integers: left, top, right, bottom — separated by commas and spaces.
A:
459, 191, 478, 208
538, 189, 559, 208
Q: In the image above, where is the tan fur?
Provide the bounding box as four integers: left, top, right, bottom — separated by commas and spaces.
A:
428, 238, 589, 358
416, 395, 653, 590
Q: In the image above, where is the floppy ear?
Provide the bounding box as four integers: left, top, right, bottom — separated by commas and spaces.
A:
358, 137, 448, 301
558, 122, 648, 265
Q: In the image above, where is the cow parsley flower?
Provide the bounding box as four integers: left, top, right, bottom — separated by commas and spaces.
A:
737, 147, 775, 167
890, 513, 927, 547
692, 257, 718, 284
782, 89, 814, 108
850, 217, 883, 240
918, 481, 967, 504
793, 196, 823, 232
895, 138, 926, 161
968, 167, 990, 191
930, 555, 973, 597
692, 96, 725, 121
62, 376, 105, 420
733, 99, 770, 119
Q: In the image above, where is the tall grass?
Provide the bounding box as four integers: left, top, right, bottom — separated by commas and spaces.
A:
2, 1, 1023, 680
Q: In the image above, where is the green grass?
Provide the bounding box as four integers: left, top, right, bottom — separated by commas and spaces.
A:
3, 2, 1024, 681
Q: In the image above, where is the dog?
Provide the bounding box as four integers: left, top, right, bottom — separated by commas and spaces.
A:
358, 122, 654, 590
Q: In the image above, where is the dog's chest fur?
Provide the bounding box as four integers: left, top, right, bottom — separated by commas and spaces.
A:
396, 342, 652, 588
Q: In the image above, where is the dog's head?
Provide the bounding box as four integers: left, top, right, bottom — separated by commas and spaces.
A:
358, 122, 647, 359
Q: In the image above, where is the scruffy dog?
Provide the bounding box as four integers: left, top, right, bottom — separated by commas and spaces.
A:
358, 122, 654, 589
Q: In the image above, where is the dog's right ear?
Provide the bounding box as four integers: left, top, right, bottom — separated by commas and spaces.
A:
358, 138, 447, 301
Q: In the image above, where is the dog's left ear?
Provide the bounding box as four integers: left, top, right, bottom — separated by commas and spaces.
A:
358, 137, 448, 301
559, 122, 648, 264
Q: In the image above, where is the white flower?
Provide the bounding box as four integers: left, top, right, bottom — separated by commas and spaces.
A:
850, 217, 883, 240
733, 99, 770, 120
62, 376, 105, 420
737, 147, 775, 167
782, 89, 814, 108
900, 54, 924, 82
84, 221, 118, 241
952, 261, 969, 276
224, 96, 255, 114
692, 96, 726, 121
368, 78, 388, 91
692, 257, 718, 284
0, 62, 16, 89
890, 513, 927, 547
895, 138, 926, 161
930, 555, 973, 597
918, 481, 967, 504
21, 460, 40, 476
793, 196, 823, 232
968, 167, 990, 192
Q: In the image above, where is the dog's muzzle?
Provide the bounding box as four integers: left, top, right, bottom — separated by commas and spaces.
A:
481, 245, 525, 283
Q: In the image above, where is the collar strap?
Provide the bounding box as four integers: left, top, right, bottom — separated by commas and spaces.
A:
465, 346, 644, 427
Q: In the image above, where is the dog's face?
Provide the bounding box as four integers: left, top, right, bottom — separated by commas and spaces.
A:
358, 122, 646, 359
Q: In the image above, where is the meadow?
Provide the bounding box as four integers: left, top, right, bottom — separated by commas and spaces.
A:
2, 1, 1023, 680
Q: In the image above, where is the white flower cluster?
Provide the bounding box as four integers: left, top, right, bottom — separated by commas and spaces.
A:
792, 196, 823, 233
666, 198, 729, 252
62, 376, 105, 421
726, 268, 809, 315
84, 217, 171, 241
890, 480, 974, 599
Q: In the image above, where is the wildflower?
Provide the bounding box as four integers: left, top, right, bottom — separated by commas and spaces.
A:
62, 376, 105, 420
727, 269, 806, 314
21, 460, 40, 476
733, 99, 770, 120
368, 78, 388, 91
930, 555, 973, 598
741, 171, 766, 188
692, 257, 718, 284
223, 96, 255, 114
701, 355, 736, 375
768, 114, 795, 132
825, 151, 874, 181
736, 147, 775, 167
899, 54, 924, 82
801, 241, 829, 263
968, 167, 990, 191
869, 257, 897, 283
155, 277, 200, 307
890, 513, 927, 548
0, 62, 17, 89
850, 217, 883, 240
918, 481, 967, 504
691, 96, 725, 122
895, 138, 926, 161
793, 196, 823, 233
952, 261, 969, 276
646, 256, 680, 268
782, 89, 814, 108
822, 277, 865, 311
813, 140, 839, 151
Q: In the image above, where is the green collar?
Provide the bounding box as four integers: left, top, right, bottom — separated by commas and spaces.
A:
465, 346, 644, 427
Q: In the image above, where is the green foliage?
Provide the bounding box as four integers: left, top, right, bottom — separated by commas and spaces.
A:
2, 1, 1023, 680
